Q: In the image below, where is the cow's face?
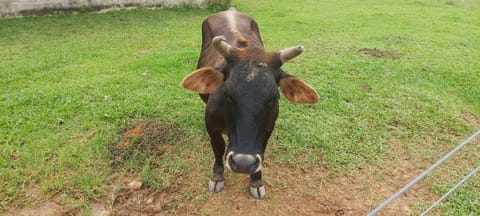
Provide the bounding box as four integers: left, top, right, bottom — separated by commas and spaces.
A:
222, 60, 280, 174
182, 36, 319, 174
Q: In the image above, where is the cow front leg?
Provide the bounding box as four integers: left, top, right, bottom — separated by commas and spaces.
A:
207, 131, 225, 193
249, 171, 266, 199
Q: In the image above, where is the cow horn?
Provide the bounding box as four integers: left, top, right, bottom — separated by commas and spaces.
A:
212, 35, 232, 57
279, 46, 304, 63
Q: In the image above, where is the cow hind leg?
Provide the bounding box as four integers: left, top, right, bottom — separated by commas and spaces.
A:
207, 131, 225, 193
249, 171, 266, 199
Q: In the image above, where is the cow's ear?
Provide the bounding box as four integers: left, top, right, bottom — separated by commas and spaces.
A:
181, 67, 224, 94
279, 76, 319, 104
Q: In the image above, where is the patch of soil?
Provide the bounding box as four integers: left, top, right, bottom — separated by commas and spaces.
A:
98, 146, 441, 216
194, 159, 436, 216
4, 192, 77, 216
108, 187, 178, 215
110, 122, 182, 167
463, 111, 480, 126
358, 48, 400, 59
360, 84, 372, 92
7, 201, 63, 216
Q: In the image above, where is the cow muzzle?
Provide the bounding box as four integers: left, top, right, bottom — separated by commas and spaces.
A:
225, 151, 262, 174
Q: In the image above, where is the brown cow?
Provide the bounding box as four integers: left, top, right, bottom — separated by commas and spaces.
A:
182, 7, 319, 199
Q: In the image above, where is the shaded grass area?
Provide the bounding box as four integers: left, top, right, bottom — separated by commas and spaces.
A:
1, 0, 479, 214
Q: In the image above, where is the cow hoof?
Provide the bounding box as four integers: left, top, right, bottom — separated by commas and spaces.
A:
249, 185, 266, 200
208, 180, 224, 193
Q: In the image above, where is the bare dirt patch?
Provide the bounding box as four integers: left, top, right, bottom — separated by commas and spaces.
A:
103, 130, 480, 216
7, 201, 63, 216
110, 122, 182, 167
358, 48, 400, 59
95, 134, 454, 216
92, 153, 440, 216
192, 157, 438, 216
5, 192, 79, 216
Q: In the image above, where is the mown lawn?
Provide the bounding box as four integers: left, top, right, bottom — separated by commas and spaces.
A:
1, 0, 479, 214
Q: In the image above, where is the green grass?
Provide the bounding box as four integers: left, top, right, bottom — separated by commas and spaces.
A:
0, 7, 210, 209
436, 170, 480, 215
1, 0, 479, 214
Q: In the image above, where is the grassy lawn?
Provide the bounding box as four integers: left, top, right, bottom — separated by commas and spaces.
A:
1, 0, 479, 214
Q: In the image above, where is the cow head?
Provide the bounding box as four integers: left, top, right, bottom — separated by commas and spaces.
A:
182, 36, 318, 174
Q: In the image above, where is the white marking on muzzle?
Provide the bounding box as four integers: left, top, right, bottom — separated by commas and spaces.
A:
254, 154, 262, 173
225, 151, 234, 171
